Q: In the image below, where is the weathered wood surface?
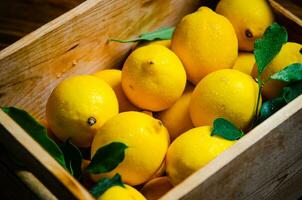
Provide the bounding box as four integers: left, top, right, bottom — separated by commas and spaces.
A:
0, 0, 85, 49
162, 95, 302, 200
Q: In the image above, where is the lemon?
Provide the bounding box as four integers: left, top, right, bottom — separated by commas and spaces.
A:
171, 6, 238, 84
136, 39, 171, 49
98, 185, 146, 200
216, 0, 274, 51
140, 177, 173, 200
94, 69, 139, 112
157, 84, 194, 141
148, 160, 166, 180
122, 45, 186, 111
252, 42, 302, 99
91, 111, 169, 186
46, 75, 118, 147
166, 126, 235, 185
189, 69, 260, 130
232, 53, 255, 75
141, 110, 153, 117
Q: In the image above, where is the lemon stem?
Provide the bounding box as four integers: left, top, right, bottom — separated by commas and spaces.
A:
253, 75, 263, 126
255, 84, 263, 119
87, 117, 97, 126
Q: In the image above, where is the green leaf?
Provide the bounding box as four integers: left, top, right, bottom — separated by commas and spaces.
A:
86, 142, 127, 174
1, 107, 66, 168
211, 118, 244, 141
254, 23, 288, 75
257, 97, 286, 123
281, 80, 302, 103
110, 27, 175, 43
60, 139, 83, 179
90, 174, 124, 198
270, 63, 302, 82
257, 80, 302, 123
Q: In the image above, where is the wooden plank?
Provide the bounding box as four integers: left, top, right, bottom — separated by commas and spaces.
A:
267, 0, 302, 44
0, 159, 40, 200
0, 110, 94, 200
16, 170, 58, 200
0, 0, 85, 50
263, 158, 302, 200
274, 0, 302, 19
0, 0, 202, 121
0, 148, 58, 200
161, 95, 302, 200
269, 0, 302, 27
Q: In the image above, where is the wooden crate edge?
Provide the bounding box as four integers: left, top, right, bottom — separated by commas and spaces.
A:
0, 110, 94, 200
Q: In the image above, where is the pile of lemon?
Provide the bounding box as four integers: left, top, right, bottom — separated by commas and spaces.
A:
45, 0, 302, 199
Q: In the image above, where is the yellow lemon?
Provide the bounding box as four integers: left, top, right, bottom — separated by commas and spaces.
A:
46, 75, 118, 147
232, 52, 255, 75
148, 159, 166, 180
141, 110, 153, 117
171, 6, 238, 84
122, 45, 186, 111
189, 69, 260, 130
91, 111, 169, 186
252, 42, 302, 99
94, 69, 139, 112
140, 177, 173, 200
216, 0, 274, 51
136, 39, 171, 49
157, 84, 194, 141
98, 185, 146, 200
166, 126, 235, 185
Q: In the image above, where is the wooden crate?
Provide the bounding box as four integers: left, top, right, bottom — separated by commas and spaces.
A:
0, 0, 301, 199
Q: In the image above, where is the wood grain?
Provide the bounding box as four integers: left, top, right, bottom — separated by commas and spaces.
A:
269, 0, 302, 27
0, 0, 85, 49
0, 109, 94, 200
268, 0, 302, 44
0, 0, 202, 121
275, 0, 302, 19
161, 95, 302, 200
